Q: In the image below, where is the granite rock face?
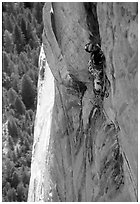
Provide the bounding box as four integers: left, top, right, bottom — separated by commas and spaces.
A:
28, 2, 137, 201
97, 2, 138, 201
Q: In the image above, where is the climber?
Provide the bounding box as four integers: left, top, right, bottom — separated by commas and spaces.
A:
85, 42, 110, 98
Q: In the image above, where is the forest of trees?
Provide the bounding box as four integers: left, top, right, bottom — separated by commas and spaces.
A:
2, 2, 44, 201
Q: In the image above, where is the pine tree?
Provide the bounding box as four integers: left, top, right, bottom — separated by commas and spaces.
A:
4, 30, 14, 53
13, 24, 21, 51
7, 188, 16, 201
2, 181, 11, 201
14, 96, 26, 115
2, 51, 10, 73
18, 2, 24, 14
9, 109, 15, 118
31, 48, 39, 67
11, 171, 19, 189
25, 44, 32, 59
33, 3, 44, 24
29, 30, 40, 49
21, 74, 35, 109
7, 116, 18, 140
4, 2, 15, 15
8, 87, 17, 105
7, 148, 16, 163
8, 136, 15, 151
22, 167, 30, 186
13, 24, 25, 54
10, 13, 16, 27
2, 72, 11, 89
8, 60, 15, 75
3, 13, 13, 33
27, 8, 32, 22
2, 87, 9, 113
18, 59, 26, 76
26, 21, 32, 43
11, 73, 19, 93
17, 182, 26, 201
21, 17, 27, 39
27, 69, 35, 83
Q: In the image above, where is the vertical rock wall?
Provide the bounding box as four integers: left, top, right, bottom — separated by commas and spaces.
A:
28, 2, 137, 202
28, 45, 55, 201
97, 2, 138, 201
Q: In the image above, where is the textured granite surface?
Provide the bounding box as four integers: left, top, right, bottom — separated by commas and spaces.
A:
28, 2, 137, 201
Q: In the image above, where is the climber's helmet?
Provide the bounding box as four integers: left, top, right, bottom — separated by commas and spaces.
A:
85, 42, 94, 53
85, 42, 100, 53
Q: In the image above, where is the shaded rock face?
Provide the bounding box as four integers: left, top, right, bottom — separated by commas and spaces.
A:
97, 2, 138, 201
28, 2, 137, 202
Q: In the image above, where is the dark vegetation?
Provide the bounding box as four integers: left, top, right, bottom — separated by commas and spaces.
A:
2, 2, 44, 201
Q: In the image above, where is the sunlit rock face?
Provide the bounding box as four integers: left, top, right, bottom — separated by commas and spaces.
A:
28, 45, 55, 201
28, 2, 137, 202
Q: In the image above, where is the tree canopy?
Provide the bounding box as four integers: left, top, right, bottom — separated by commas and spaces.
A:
2, 2, 44, 201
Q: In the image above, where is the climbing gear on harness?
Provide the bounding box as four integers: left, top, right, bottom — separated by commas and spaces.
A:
85, 42, 105, 66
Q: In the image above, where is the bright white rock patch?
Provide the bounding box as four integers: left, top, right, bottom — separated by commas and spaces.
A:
28, 45, 55, 201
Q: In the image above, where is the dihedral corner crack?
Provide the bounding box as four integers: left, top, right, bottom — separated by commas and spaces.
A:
83, 3, 125, 198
